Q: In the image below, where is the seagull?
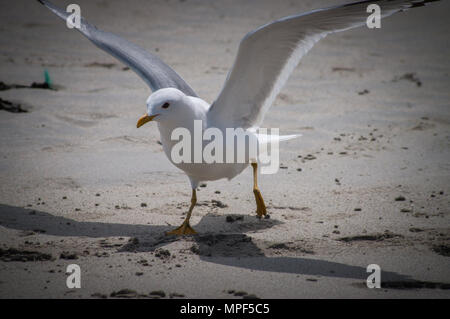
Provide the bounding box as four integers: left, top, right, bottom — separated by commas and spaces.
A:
38, 0, 440, 235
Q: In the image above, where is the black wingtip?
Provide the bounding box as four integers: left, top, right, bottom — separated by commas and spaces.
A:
37, 0, 45, 4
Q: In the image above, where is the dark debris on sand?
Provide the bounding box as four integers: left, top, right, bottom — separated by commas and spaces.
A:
381, 280, 450, 290
0, 248, 52, 262
110, 289, 138, 298
338, 231, 403, 242
154, 248, 171, 259
392, 72, 422, 87
0, 98, 28, 113
0, 81, 54, 91
59, 251, 78, 260
84, 62, 116, 69
267, 242, 314, 254
432, 244, 450, 257
227, 290, 260, 299
149, 290, 166, 298
109, 289, 169, 299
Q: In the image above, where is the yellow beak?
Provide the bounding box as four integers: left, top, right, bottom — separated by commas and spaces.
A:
136, 114, 159, 128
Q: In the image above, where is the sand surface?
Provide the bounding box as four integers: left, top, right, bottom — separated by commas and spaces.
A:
0, 0, 449, 298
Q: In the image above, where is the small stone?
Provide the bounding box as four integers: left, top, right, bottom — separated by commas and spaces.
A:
234, 291, 248, 296
154, 249, 171, 259
212, 199, 228, 208
226, 215, 243, 223
358, 89, 370, 95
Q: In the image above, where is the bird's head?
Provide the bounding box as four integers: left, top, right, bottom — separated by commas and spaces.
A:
137, 87, 187, 128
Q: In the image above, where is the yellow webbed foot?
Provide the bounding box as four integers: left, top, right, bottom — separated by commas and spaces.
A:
253, 188, 267, 218
166, 222, 197, 236
251, 162, 267, 218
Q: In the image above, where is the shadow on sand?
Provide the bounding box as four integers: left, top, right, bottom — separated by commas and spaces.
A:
0, 203, 410, 282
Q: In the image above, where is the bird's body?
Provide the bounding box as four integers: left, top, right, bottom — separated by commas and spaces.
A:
153, 91, 250, 187
37, 0, 441, 234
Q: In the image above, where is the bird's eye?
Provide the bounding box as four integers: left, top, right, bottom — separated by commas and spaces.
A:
162, 102, 170, 109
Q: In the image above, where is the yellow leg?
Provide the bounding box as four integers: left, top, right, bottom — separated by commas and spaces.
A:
166, 189, 197, 235
252, 163, 267, 218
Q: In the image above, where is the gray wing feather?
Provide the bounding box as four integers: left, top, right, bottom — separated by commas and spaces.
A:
37, 0, 197, 96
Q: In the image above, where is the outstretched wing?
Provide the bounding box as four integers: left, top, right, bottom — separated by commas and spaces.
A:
37, 0, 197, 96
208, 0, 439, 129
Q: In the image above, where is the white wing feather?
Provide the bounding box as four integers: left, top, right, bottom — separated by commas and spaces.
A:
208, 0, 440, 129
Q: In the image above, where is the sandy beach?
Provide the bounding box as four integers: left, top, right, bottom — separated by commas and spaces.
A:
0, 0, 449, 298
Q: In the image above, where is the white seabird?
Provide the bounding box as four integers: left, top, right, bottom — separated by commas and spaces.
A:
37, 0, 440, 234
